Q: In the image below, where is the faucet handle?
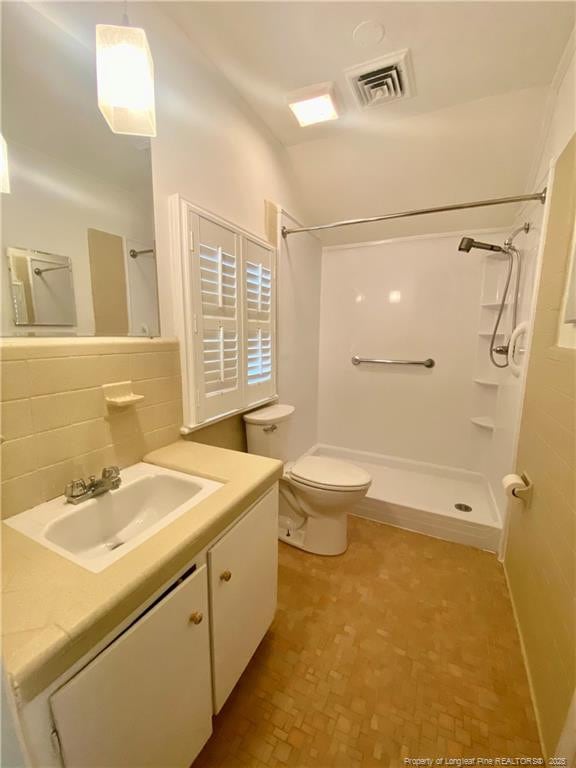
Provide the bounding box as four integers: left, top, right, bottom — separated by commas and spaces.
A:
101, 465, 120, 480
65, 478, 87, 501
102, 465, 121, 489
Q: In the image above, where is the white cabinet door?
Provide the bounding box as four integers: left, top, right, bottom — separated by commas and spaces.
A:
50, 565, 212, 768
209, 486, 278, 712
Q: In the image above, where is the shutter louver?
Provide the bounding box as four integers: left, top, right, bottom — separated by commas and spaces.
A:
247, 328, 272, 386
243, 238, 275, 405
200, 245, 237, 319
192, 215, 243, 421
203, 327, 239, 394
246, 262, 272, 322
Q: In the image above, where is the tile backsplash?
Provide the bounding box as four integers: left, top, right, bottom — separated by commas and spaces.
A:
0, 338, 183, 519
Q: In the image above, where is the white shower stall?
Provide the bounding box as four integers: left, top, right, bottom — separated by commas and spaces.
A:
278, 204, 550, 554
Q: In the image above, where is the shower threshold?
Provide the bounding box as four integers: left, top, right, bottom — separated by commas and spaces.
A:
311, 444, 501, 552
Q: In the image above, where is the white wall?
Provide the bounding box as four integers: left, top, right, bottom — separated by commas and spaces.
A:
530, 29, 576, 191
317, 231, 488, 469
277, 212, 322, 460
135, 5, 303, 338
1, 142, 153, 336
287, 86, 550, 246
134, 4, 317, 444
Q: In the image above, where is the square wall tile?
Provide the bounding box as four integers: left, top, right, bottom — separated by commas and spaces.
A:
1, 361, 30, 401
1, 472, 43, 518
1, 436, 38, 481
1, 399, 33, 440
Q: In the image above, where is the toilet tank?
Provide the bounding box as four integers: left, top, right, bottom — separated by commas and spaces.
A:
243, 404, 295, 462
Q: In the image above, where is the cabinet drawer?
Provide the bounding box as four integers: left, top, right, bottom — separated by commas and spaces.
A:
209, 485, 278, 712
50, 565, 212, 768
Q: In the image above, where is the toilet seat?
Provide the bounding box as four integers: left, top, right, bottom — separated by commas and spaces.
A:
288, 456, 371, 492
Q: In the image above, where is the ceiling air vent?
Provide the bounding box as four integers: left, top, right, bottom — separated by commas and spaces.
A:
346, 49, 414, 109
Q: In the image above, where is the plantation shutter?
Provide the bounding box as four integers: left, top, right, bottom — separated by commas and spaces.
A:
192, 216, 243, 421
242, 237, 275, 406
171, 196, 278, 430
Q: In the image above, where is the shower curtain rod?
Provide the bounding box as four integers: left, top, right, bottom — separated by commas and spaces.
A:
281, 189, 547, 238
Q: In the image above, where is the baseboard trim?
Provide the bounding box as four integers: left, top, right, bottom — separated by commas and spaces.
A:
503, 561, 547, 758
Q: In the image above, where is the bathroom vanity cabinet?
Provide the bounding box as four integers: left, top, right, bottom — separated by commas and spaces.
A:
209, 485, 278, 712
18, 485, 278, 768
50, 565, 213, 768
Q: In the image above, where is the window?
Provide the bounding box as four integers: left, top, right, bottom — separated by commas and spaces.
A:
170, 197, 276, 429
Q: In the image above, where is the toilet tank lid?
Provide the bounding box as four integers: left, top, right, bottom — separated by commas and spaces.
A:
243, 404, 295, 424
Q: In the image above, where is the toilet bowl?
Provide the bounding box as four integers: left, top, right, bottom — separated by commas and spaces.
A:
243, 405, 371, 555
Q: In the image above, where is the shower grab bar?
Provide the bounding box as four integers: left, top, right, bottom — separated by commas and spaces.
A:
351, 355, 435, 369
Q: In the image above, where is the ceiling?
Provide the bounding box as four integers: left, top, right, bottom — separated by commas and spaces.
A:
168, 1, 574, 244
167, 1, 574, 148
4, 2, 573, 244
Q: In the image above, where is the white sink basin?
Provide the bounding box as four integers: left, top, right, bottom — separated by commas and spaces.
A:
5, 463, 223, 572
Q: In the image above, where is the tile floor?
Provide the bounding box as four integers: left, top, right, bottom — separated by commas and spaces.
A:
194, 517, 541, 768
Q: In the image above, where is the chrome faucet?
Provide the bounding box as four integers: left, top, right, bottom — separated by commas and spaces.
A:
65, 466, 122, 505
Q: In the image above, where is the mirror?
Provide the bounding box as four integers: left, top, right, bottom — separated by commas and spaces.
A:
7, 247, 76, 327
1, 2, 160, 337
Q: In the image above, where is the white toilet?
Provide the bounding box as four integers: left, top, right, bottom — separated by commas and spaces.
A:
243, 404, 371, 556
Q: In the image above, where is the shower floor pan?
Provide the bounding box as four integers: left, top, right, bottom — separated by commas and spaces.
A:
311, 445, 501, 552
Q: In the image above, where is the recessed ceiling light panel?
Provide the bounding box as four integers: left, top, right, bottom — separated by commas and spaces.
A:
287, 82, 339, 127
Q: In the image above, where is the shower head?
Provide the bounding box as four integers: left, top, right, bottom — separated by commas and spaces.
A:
458, 237, 505, 253
458, 237, 475, 252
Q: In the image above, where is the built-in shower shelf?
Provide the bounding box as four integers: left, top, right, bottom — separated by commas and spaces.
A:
478, 331, 506, 338
474, 378, 500, 387
470, 416, 495, 430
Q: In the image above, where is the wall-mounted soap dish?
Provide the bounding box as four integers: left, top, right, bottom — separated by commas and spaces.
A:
470, 416, 495, 431
102, 381, 144, 408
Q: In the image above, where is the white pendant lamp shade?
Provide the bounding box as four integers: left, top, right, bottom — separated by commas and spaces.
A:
96, 24, 156, 137
0, 134, 10, 194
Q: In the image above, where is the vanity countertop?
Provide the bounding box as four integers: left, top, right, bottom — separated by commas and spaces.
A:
2, 441, 283, 703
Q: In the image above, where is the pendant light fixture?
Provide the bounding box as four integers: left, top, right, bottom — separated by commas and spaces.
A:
95, 5, 156, 137
0, 134, 10, 194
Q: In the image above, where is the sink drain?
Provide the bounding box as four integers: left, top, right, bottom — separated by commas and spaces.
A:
454, 503, 472, 513
105, 540, 124, 551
